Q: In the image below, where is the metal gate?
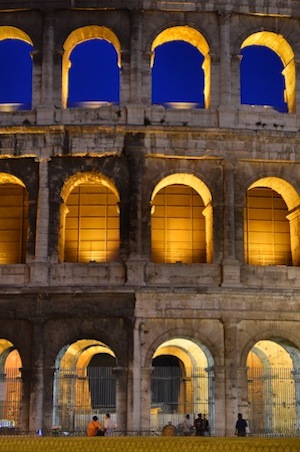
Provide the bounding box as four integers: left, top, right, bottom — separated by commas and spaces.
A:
248, 367, 299, 436
0, 368, 22, 429
151, 366, 214, 433
53, 367, 116, 431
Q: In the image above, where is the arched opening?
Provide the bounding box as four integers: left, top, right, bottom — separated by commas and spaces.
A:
62, 25, 121, 108
247, 339, 300, 435
0, 26, 33, 111
59, 172, 120, 263
68, 39, 120, 108
244, 177, 300, 266
0, 339, 22, 429
240, 32, 295, 113
151, 26, 210, 109
0, 175, 28, 264
53, 339, 117, 432
151, 174, 213, 264
241, 46, 287, 112
151, 338, 214, 433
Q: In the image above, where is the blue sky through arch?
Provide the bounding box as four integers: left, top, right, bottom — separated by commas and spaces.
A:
240, 45, 287, 113
0, 39, 32, 109
68, 38, 120, 107
0, 38, 289, 113
152, 40, 205, 108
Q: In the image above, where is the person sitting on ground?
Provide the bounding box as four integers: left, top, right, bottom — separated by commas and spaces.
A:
104, 413, 117, 436
162, 421, 177, 436
87, 415, 101, 437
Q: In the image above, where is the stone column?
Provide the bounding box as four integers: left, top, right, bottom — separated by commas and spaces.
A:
126, 10, 144, 124
213, 365, 226, 436
140, 367, 153, 432
28, 320, 44, 433
19, 368, 31, 432
221, 160, 241, 286
222, 319, 239, 435
237, 365, 249, 419
37, 10, 54, 124
218, 11, 236, 128
124, 134, 146, 285
42, 366, 56, 433
218, 10, 232, 107
113, 367, 128, 432
287, 207, 300, 266
30, 157, 49, 285
131, 319, 143, 432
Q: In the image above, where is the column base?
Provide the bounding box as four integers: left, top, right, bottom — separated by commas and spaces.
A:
221, 258, 242, 287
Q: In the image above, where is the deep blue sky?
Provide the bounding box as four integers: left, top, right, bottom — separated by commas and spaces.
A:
0, 38, 287, 112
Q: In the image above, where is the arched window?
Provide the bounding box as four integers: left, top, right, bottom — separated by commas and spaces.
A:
244, 187, 291, 266
152, 40, 204, 108
151, 338, 214, 430
0, 178, 28, 264
240, 32, 295, 113
60, 174, 120, 263
0, 27, 33, 111
151, 174, 213, 264
151, 184, 205, 263
68, 39, 120, 107
62, 26, 121, 108
247, 339, 300, 435
0, 339, 22, 428
151, 26, 210, 109
53, 340, 117, 431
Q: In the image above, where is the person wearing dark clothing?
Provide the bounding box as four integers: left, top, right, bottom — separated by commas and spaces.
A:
235, 413, 248, 437
194, 413, 205, 436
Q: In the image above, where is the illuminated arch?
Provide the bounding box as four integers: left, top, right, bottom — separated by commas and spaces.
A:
0, 26, 33, 111
0, 26, 32, 44
53, 339, 117, 430
246, 339, 300, 435
241, 32, 295, 113
59, 172, 120, 263
151, 26, 211, 108
0, 339, 22, 427
0, 174, 27, 264
151, 338, 214, 429
151, 173, 213, 263
244, 177, 300, 266
62, 25, 121, 108
61, 171, 120, 203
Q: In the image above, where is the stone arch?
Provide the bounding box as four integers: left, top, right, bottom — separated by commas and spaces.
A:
0, 173, 28, 264
0, 26, 33, 111
240, 334, 300, 435
240, 31, 295, 113
59, 172, 120, 263
150, 26, 211, 108
0, 26, 32, 44
151, 173, 213, 263
0, 338, 22, 428
62, 25, 121, 108
53, 338, 117, 431
150, 335, 215, 432
244, 177, 300, 266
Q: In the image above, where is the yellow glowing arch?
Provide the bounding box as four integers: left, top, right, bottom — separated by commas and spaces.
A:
151, 173, 212, 206
241, 31, 295, 113
248, 177, 299, 211
62, 25, 121, 108
0, 26, 32, 44
60, 171, 120, 203
151, 173, 213, 263
151, 26, 211, 108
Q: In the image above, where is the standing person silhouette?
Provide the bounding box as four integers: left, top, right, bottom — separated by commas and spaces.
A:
235, 413, 248, 437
